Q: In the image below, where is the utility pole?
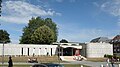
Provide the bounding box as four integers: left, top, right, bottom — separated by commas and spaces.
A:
58, 44, 60, 64
0, 0, 3, 65
2, 41, 4, 67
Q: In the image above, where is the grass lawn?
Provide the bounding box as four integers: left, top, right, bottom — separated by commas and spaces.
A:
0, 55, 62, 63
0, 64, 31, 67
1, 56, 107, 62
0, 56, 90, 67
87, 58, 106, 62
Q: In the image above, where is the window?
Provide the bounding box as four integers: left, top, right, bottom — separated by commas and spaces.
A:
51, 48, 52, 56
114, 49, 116, 53
28, 48, 29, 56
21, 48, 23, 56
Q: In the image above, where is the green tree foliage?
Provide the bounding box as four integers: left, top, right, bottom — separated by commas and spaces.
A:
60, 39, 68, 43
45, 18, 58, 41
0, 30, 10, 43
20, 17, 58, 44
31, 25, 54, 44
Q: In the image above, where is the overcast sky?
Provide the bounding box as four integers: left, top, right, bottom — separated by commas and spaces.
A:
0, 0, 120, 43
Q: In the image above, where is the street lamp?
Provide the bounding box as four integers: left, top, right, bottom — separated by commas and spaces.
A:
2, 41, 5, 67
58, 44, 60, 64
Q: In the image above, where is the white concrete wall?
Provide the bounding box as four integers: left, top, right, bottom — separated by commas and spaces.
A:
0, 44, 57, 56
0, 43, 113, 58
86, 43, 113, 58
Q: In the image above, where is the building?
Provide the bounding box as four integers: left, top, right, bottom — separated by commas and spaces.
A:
85, 43, 113, 58
90, 37, 111, 43
0, 42, 82, 56
0, 44, 57, 56
87, 37, 113, 58
0, 42, 113, 58
53, 42, 82, 56
110, 35, 120, 56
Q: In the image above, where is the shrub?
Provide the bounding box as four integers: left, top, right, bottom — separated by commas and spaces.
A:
104, 54, 113, 58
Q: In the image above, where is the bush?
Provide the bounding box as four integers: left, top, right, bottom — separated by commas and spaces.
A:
104, 54, 113, 58
104, 54, 107, 57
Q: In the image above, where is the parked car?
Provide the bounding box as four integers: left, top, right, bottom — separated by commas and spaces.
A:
32, 63, 64, 67
28, 58, 38, 63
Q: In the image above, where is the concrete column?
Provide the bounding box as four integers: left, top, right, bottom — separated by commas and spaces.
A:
61, 48, 63, 56
79, 49, 81, 55
72, 48, 74, 56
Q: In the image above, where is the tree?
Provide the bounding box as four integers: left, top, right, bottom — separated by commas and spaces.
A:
0, 30, 10, 43
45, 18, 58, 42
20, 17, 58, 44
31, 25, 54, 44
60, 39, 68, 43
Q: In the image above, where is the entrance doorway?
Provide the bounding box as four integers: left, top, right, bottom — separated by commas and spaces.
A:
63, 47, 72, 56
59, 47, 81, 56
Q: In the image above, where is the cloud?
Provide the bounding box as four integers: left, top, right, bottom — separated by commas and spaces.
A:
0, 16, 30, 24
100, 0, 120, 27
118, 22, 120, 26
10, 35, 20, 44
93, 2, 99, 7
101, 1, 120, 16
58, 22, 115, 42
69, 0, 76, 3
56, 0, 63, 2
55, 0, 77, 3
58, 28, 115, 42
0, 1, 61, 24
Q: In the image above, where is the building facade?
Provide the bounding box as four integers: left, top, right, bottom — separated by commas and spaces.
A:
0, 42, 113, 58
85, 43, 113, 58
0, 44, 57, 56
110, 35, 120, 56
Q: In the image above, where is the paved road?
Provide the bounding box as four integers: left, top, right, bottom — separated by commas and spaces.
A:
1, 61, 119, 67
68, 61, 119, 67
